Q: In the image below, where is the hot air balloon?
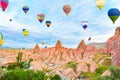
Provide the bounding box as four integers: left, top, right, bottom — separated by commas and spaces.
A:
9, 19, 12, 22
22, 6, 29, 14
1, 0, 9, 11
37, 14, 45, 23
0, 32, 4, 46
45, 46, 47, 48
88, 37, 91, 41
81, 21, 88, 30
108, 8, 120, 24
46, 20, 51, 27
0, 32, 4, 40
23, 29, 29, 36
42, 42, 44, 46
63, 4, 71, 15
95, 0, 105, 10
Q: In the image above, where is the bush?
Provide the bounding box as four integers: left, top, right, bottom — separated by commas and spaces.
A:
98, 66, 120, 80
93, 53, 111, 64
1, 69, 48, 80
51, 74, 61, 80
0, 68, 7, 79
7, 52, 33, 70
96, 65, 110, 74
1, 69, 62, 80
80, 72, 100, 80
66, 61, 78, 72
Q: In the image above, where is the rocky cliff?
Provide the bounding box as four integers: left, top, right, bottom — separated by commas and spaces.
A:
106, 27, 120, 67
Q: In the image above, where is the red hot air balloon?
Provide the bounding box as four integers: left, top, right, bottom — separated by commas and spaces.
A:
1, 0, 9, 11
63, 4, 71, 15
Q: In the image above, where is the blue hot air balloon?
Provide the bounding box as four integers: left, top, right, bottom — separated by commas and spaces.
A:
108, 8, 120, 24
81, 21, 88, 30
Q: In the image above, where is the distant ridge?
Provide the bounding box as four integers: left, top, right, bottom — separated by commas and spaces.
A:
89, 42, 106, 49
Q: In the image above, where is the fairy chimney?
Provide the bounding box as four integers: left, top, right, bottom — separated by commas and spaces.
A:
33, 43, 40, 53
77, 39, 86, 49
115, 27, 120, 36
55, 40, 62, 49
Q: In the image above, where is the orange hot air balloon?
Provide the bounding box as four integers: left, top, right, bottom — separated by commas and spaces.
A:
63, 4, 71, 15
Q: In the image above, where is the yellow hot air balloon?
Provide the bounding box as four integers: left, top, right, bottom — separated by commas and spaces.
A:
95, 0, 105, 10
23, 29, 29, 36
0, 39, 4, 46
42, 42, 44, 46
0, 32, 4, 46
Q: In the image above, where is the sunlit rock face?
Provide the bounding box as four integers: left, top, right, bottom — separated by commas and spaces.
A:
106, 27, 120, 67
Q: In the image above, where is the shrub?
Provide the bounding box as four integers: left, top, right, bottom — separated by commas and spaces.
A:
51, 74, 61, 80
98, 66, 120, 80
80, 72, 100, 80
96, 65, 110, 74
93, 53, 111, 64
2, 69, 48, 80
1, 68, 62, 80
0, 68, 7, 79
66, 61, 78, 73
7, 52, 33, 70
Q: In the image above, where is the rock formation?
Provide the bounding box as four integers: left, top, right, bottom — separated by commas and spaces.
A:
33, 43, 40, 53
106, 27, 120, 67
55, 40, 62, 48
106, 27, 120, 55
77, 39, 86, 50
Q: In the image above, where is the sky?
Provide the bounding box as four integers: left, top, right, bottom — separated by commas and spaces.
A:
0, 0, 120, 48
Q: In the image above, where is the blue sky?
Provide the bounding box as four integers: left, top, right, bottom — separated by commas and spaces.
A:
0, 0, 120, 48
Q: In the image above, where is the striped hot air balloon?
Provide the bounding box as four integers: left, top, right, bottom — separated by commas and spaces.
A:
37, 14, 45, 23
22, 6, 29, 14
108, 8, 120, 24
63, 4, 71, 15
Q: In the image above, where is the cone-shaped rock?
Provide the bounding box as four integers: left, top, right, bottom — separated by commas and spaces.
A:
77, 39, 86, 49
33, 43, 40, 53
115, 27, 120, 36
105, 27, 120, 68
55, 40, 62, 49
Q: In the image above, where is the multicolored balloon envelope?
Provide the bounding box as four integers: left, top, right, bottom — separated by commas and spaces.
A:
22, 6, 29, 14
46, 20, 51, 27
0, 0, 9, 11
63, 4, 71, 15
37, 14, 45, 23
23, 29, 29, 36
108, 8, 120, 24
0, 32, 4, 46
95, 0, 105, 10
81, 21, 88, 30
